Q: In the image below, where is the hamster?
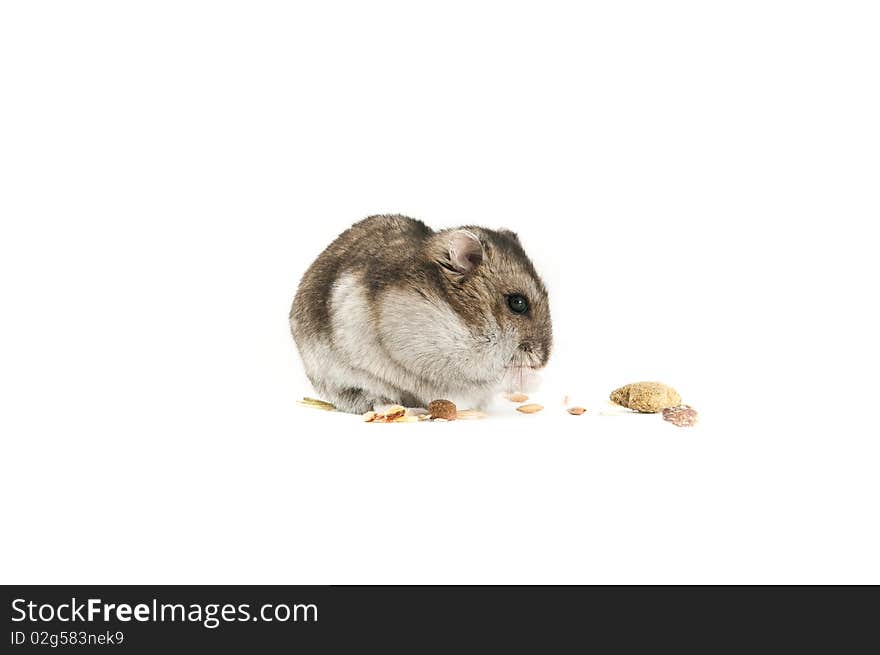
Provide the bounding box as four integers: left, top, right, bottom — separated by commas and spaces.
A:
289, 214, 552, 414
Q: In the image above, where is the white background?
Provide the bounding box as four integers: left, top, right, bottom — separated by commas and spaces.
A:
1, 1, 878, 584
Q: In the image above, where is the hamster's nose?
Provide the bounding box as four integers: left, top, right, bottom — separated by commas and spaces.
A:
519, 341, 548, 368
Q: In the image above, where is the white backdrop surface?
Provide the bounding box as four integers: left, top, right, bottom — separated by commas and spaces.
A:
1, 1, 878, 583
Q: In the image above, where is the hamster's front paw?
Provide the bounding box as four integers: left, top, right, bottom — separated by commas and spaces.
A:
325, 387, 388, 414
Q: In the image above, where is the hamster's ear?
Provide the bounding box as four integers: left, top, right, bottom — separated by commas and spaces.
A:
447, 230, 484, 275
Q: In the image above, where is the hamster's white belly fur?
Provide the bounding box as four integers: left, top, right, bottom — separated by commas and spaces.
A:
295, 273, 516, 410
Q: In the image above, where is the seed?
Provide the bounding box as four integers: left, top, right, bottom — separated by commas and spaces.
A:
516, 403, 544, 414
662, 405, 699, 427
505, 392, 529, 403
567, 406, 586, 415
428, 399, 457, 420
298, 397, 336, 411
383, 405, 406, 421
366, 405, 415, 423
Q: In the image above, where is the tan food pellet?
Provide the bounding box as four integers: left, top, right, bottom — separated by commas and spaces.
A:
428, 399, 457, 420
362, 411, 378, 422
505, 392, 529, 403
567, 406, 586, 415
609, 381, 681, 413
662, 405, 699, 427
516, 403, 544, 414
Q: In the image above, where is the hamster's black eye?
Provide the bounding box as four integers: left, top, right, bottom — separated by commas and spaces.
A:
507, 294, 529, 315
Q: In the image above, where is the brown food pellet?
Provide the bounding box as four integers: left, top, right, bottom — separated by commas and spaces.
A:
610, 381, 682, 413
662, 405, 699, 427
428, 399, 457, 420
567, 406, 586, 415
516, 403, 544, 414
505, 392, 529, 403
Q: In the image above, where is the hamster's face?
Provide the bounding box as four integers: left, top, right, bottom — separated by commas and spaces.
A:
440, 229, 552, 373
